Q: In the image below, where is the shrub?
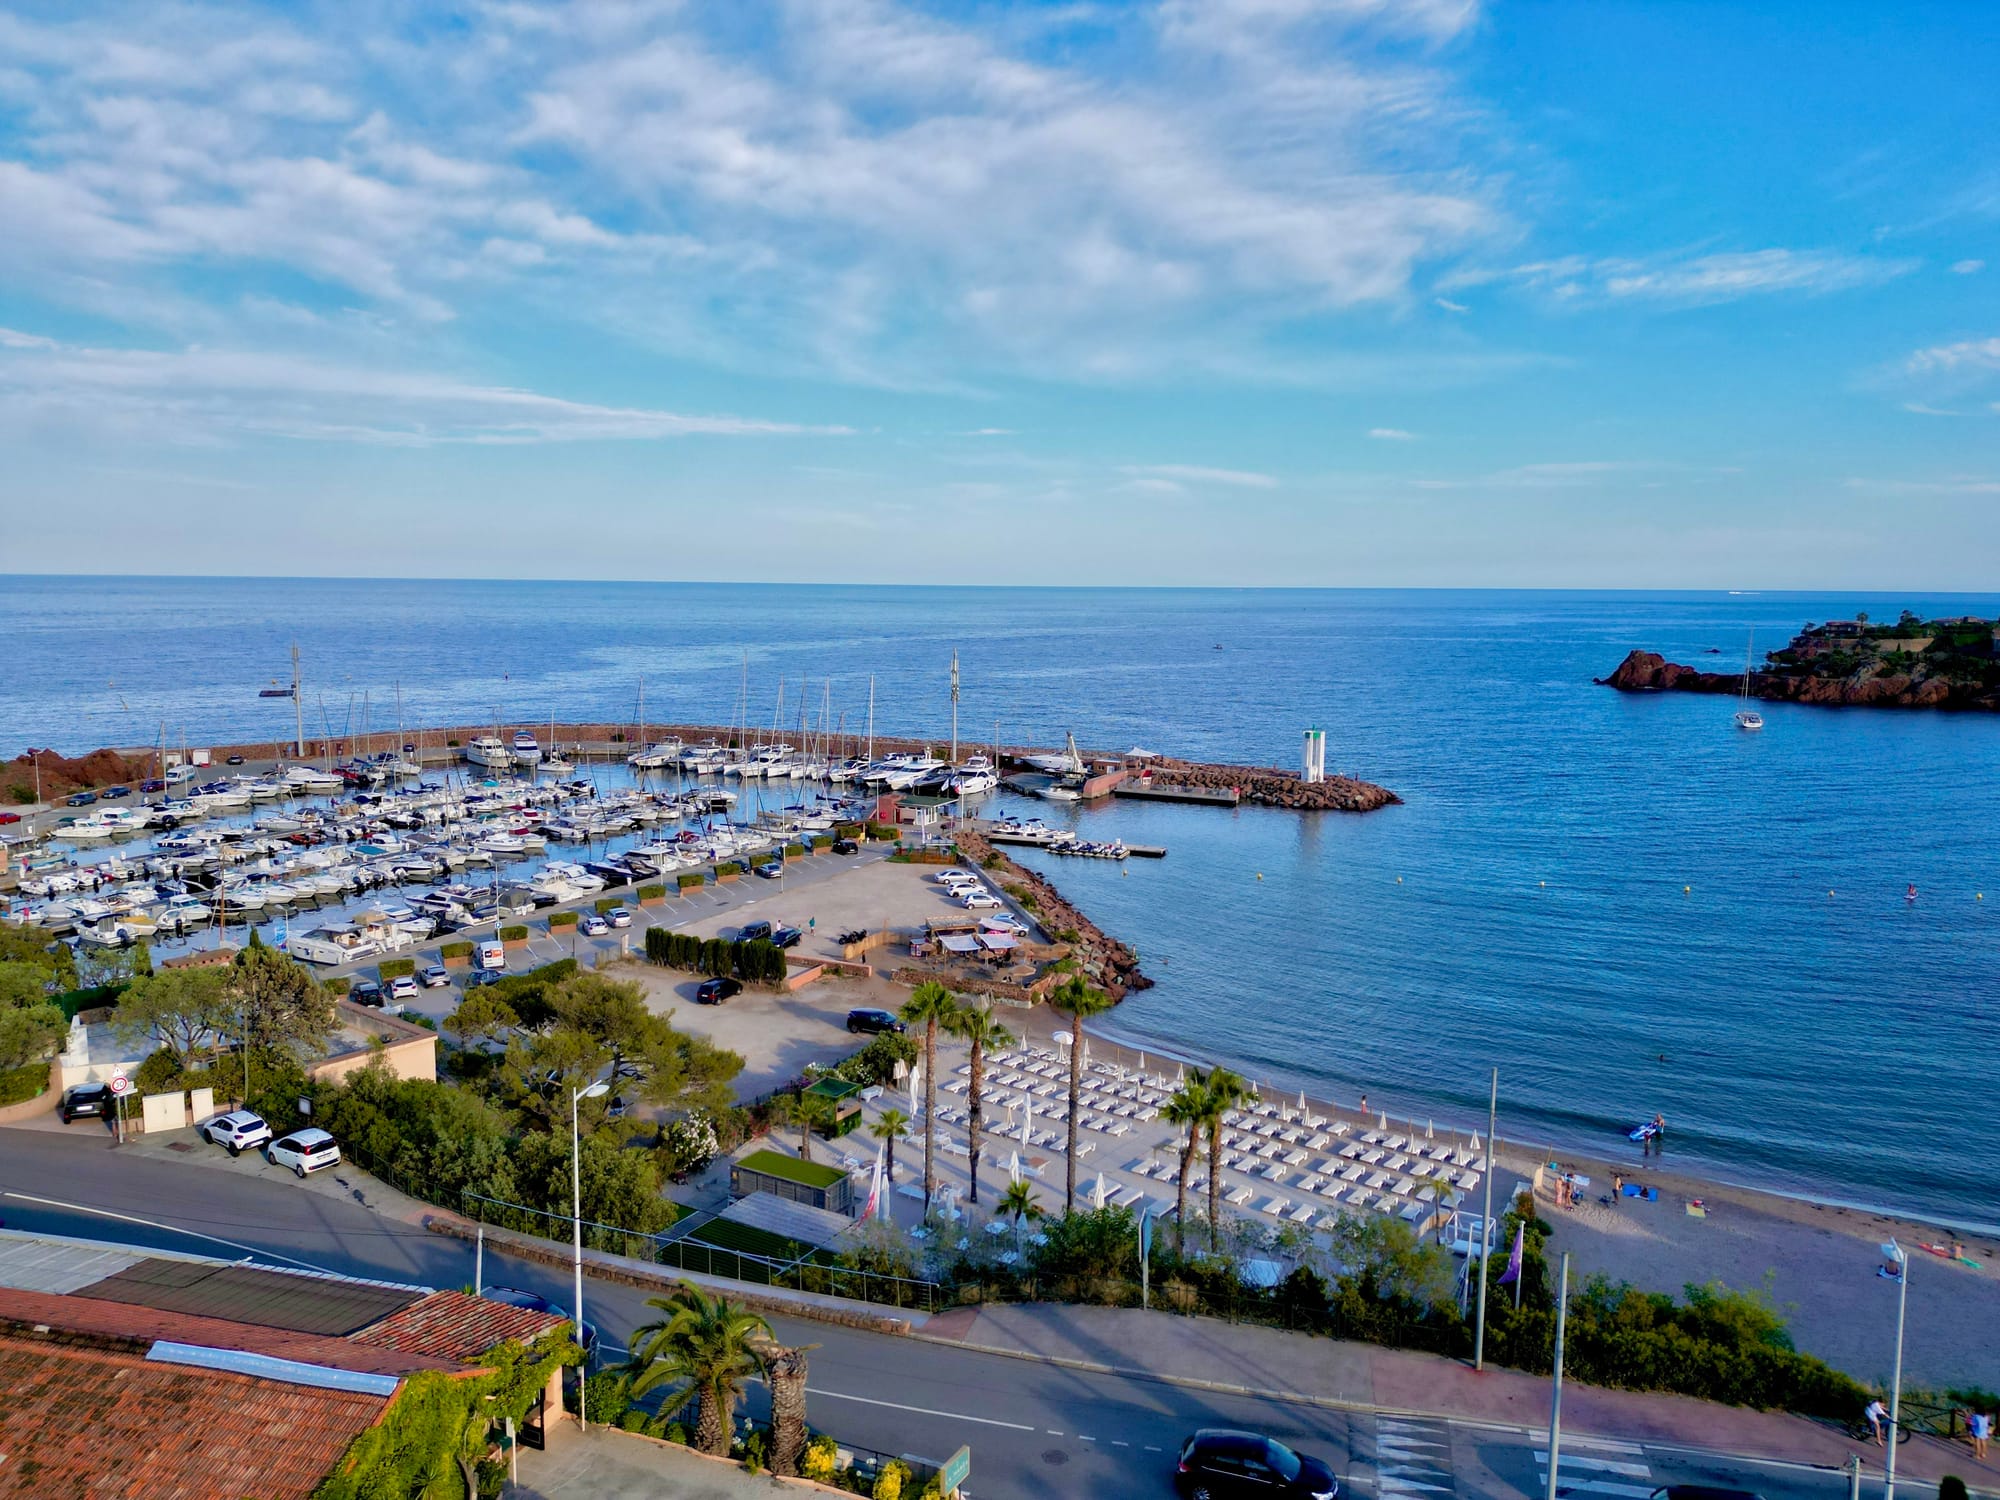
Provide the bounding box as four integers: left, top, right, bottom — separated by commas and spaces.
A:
677, 872, 705, 890
715, 860, 743, 878
865, 823, 899, 842
834, 823, 864, 840
446, 738, 460, 748
783, 843, 806, 859
440, 940, 474, 960
636, 884, 665, 901
326, 977, 351, 997
833, 1034, 916, 1087
583, 1371, 633, 1429
735, 939, 785, 985
811, 834, 834, 850
0, 1061, 48, 1107
803, 1435, 839, 1484
872, 1459, 909, 1500
378, 958, 416, 979
595, 898, 622, 915
498, 925, 528, 942
549, 910, 579, 929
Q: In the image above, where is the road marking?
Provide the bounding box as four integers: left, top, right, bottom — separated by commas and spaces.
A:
2, 1190, 338, 1274
1110, 1440, 1129, 1447
1144, 1446, 1163, 1453
1536, 1453, 1651, 1478
1078, 1435, 1097, 1442
1542, 1482, 1656, 1499
1047, 1431, 1062, 1437
1553, 1437, 1645, 1456
803, 1388, 1034, 1432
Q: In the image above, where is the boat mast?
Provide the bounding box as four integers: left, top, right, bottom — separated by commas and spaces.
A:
867, 676, 875, 762
637, 673, 645, 751
291, 643, 304, 757
950, 650, 959, 767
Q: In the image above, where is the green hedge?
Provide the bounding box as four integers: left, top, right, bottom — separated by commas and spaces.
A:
811, 834, 834, 850
644, 929, 787, 984
326, 976, 351, 996
377, 957, 417, 980
595, 898, 622, 915
637, 884, 665, 901
0, 1062, 49, 1107
499, 925, 528, 942
783, 843, 806, 858
440, 940, 474, 960
834, 823, 864, 839
549, 910, 579, 928
865, 822, 899, 841
716, 861, 742, 877
677, 872, 705, 890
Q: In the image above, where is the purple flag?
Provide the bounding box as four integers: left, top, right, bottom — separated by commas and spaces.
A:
1497, 1223, 1524, 1286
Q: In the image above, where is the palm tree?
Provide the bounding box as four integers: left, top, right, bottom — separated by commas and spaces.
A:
869, 1106, 909, 1186
623, 1281, 772, 1456
1051, 975, 1116, 1213
1423, 1167, 1459, 1246
784, 1090, 832, 1164
1200, 1066, 1250, 1252
1161, 1075, 1212, 1257
759, 1339, 818, 1477
945, 1003, 1015, 1205
899, 981, 962, 1208
998, 1176, 1042, 1254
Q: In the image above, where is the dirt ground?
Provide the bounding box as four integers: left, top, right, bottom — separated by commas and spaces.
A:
668, 857, 1020, 960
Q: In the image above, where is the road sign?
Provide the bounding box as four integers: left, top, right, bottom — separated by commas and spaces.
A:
109, 1074, 133, 1097
939, 1446, 971, 1496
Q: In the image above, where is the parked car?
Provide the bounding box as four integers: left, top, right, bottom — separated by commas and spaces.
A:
99, 785, 130, 800
753, 860, 783, 879
0, 811, 20, 825
419, 963, 452, 989
201, 1110, 273, 1156
831, 838, 858, 855
1175, 1429, 1338, 1500
480, 1286, 598, 1355
934, 870, 976, 886
140, 778, 166, 793
771, 926, 803, 949
578, 913, 609, 937
606, 907, 631, 929
225, 754, 246, 765
1649, 1489, 1764, 1500
349, 978, 385, 1007
388, 974, 419, 1001
738, 920, 774, 943
58, 1082, 112, 1123
846, 1008, 906, 1036
266, 1128, 341, 1177
66, 791, 98, 807
961, 890, 1003, 910
463, 968, 505, 990
695, 976, 743, 1005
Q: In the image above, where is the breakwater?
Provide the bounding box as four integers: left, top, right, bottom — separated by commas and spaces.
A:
953, 825, 1150, 999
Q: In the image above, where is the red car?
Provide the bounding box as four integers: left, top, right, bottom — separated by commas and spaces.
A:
0, 812, 20, 825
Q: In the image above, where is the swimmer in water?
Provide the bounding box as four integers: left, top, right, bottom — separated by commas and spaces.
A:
1906, 884, 1918, 901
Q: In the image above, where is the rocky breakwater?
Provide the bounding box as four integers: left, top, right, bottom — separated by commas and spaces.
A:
1142, 757, 1400, 812
1600, 650, 2000, 711
955, 827, 1150, 1000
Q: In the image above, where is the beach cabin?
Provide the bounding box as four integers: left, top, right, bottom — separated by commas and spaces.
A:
802, 1077, 865, 1139
731, 1148, 856, 1216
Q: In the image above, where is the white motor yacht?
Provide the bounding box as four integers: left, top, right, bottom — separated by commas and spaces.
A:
282, 764, 345, 793
511, 730, 543, 767
464, 736, 513, 770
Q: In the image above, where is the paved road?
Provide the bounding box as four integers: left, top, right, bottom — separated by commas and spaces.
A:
0, 1132, 1863, 1500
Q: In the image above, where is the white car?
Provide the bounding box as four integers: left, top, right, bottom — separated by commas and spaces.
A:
267, 1127, 342, 1178
388, 974, 420, 1001
202, 1110, 273, 1156
578, 913, 609, 937
933, 870, 977, 887
606, 908, 632, 929
961, 890, 1003, 910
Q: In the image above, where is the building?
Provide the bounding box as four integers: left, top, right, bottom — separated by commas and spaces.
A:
0, 1229, 573, 1500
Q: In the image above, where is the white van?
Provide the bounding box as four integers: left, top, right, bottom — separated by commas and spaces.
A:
475, 940, 507, 973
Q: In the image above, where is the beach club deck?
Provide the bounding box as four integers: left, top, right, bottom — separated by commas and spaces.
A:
825, 1040, 1498, 1257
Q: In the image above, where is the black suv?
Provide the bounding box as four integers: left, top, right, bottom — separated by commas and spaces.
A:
60, 1083, 113, 1123
738, 920, 774, 943
99, 785, 131, 800
695, 976, 743, 1004
772, 926, 803, 949
348, 978, 386, 1007
846, 1008, 905, 1036
831, 838, 859, 855
1176, 1430, 1337, 1500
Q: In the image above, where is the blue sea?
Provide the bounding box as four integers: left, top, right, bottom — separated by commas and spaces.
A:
5, 578, 1997, 1229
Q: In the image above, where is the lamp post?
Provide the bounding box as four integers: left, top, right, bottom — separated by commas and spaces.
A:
572, 1079, 610, 1430
1883, 1240, 1908, 1500
1545, 1251, 1571, 1500
1474, 1068, 1497, 1371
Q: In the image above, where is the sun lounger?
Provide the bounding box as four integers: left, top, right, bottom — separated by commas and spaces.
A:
1366, 1170, 1392, 1190
1373, 1193, 1401, 1214
1344, 1186, 1373, 1207
1261, 1196, 1290, 1217
1361, 1130, 1386, 1145
1300, 1174, 1325, 1193
1288, 1202, 1317, 1223
1389, 1176, 1414, 1195
1361, 1148, 1386, 1165
1399, 1200, 1426, 1223
1284, 1148, 1309, 1166
1341, 1162, 1367, 1182
1261, 1163, 1289, 1182
1339, 1142, 1364, 1159
1386, 1153, 1410, 1172
1306, 1133, 1331, 1150
1458, 1172, 1481, 1191
1228, 1185, 1254, 1206
896, 1182, 926, 1200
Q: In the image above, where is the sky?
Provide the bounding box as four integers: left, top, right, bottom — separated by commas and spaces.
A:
0, 0, 1996, 588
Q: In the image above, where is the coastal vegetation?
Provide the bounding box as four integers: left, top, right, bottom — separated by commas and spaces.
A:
644, 928, 788, 984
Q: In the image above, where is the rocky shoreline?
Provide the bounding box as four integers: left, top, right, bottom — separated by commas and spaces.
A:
1139, 756, 1400, 812
953, 826, 1151, 1000
1600, 649, 2000, 711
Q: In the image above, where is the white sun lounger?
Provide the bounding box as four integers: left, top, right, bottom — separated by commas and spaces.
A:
1261, 1196, 1290, 1217
1341, 1162, 1367, 1182
1366, 1170, 1393, 1190
1288, 1201, 1317, 1223
1345, 1186, 1373, 1207
1228, 1185, 1254, 1206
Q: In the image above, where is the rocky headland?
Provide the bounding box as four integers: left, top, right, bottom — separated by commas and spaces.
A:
1601, 649, 2000, 711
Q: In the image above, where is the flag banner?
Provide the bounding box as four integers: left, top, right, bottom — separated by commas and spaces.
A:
1498, 1223, 1524, 1285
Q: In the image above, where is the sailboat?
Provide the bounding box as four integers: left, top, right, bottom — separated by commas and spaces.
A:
1734, 632, 1765, 732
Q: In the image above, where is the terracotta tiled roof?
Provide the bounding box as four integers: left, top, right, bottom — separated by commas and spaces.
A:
0, 1285, 456, 1376
350, 1289, 565, 1363
0, 1330, 389, 1500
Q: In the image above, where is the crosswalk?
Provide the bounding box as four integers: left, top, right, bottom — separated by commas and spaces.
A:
1372, 1415, 1457, 1500
1534, 1434, 1658, 1499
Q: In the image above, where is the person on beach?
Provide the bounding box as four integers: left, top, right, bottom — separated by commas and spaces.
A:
1971, 1408, 1992, 1460
1612, 1171, 1624, 1203
1866, 1398, 1889, 1446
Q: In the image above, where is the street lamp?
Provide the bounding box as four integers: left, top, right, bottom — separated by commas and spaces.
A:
572, 1079, 610, 1430
1882, 1240, 1909, 1500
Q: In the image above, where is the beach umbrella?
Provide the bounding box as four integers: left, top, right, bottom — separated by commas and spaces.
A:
909, 1059, 923, 1116
1426, 1119, 1435, 1140
1138, 1050, 1146, 1073
1020, 1099, 1032, 1147
1298, 1088, 1307, 1112
1174, 1063, 1184, 1085
1469, 1131, 1481, 1153
1378, 1111, 1388, 1130
1092, 1172, 1108, 1209
1008, 1150, 1022, 1184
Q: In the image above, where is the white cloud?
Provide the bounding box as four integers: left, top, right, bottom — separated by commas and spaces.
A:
0, 330, 850, 446
1951, 259, 1985, 275
1368, 426, 1416, 440
1447, 248, 1914, 306
1433, 296, 1468, 312
1903, 337, 2000, 376
1121, 463, 1278, 488
962, 427, 1014, 436
1901, 402, 1959, 417
1845, 476, 2000, 496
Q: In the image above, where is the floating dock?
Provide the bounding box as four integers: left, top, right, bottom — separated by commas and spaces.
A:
984, 830, 1167, 859
1113, 780, 1240, 807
